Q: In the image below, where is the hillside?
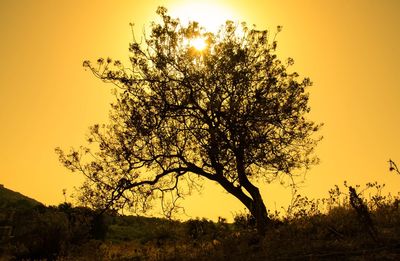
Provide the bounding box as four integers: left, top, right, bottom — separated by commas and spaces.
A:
1, 182, 400, 260
0, 184, 42, 209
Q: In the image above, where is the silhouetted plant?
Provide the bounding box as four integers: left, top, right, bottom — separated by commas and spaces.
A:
11, 207, 69, 260
285, 187, 323, 220
3, 180, 397, 261
185, 218, 216, 240
233, 211, 256, 230
389, 159, 400, 174
56, 6, 322, 236
348, 186, 378, 241
91, 213, 110, 240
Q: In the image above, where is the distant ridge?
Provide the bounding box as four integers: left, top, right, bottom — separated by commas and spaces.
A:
0, 184, 42, 209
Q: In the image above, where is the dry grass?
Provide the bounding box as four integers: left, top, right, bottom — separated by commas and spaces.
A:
2, 182, 400, 260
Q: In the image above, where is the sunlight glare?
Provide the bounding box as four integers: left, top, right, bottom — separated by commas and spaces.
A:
190, 37, 207, 51
170, 2, 237, 33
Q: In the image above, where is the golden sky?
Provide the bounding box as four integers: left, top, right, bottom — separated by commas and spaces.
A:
1, 0, 400, 221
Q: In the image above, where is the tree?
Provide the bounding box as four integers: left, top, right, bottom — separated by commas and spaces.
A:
56, 7, 321, 236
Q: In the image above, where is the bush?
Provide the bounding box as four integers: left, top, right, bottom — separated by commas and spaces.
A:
233, 212, 256, 230
185, 218, 217, 240
11, 206, 69, 260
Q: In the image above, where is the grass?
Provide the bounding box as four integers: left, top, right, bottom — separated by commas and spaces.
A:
1, 182, 400, 260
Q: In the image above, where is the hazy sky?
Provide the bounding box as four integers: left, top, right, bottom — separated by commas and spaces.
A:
1, 0, 399, 221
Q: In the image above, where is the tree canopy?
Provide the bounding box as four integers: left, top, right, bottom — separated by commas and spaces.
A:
56, 7, 322, 235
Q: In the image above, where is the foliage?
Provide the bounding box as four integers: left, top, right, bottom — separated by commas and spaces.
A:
233, 211, 256, 230
1, 181, 400, 260
1, 198, 111, 260
10, 205, 70, 260
185, 218, 219, 240
56, 6, 321, 236
63, 183, 400, 260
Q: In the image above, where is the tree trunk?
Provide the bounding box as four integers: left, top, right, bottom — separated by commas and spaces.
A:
248, 188, 270, 236
233, 147, 271, 236
212, 174, 270, 236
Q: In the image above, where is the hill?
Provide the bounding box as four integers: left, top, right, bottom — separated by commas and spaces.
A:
0, 184, 42, 209
1, 182, 400, 260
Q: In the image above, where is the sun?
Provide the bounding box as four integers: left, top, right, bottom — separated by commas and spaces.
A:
190, 37, 207, 51
182, 36, 208, 52
170, 2, 237, 33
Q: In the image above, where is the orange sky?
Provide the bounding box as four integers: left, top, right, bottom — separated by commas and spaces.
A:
1, 0, 400, 221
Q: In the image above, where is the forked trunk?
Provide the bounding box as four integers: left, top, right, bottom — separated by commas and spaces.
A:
210, 154, 270, 236
248, 190, 270, 236
233, 149, 271, 236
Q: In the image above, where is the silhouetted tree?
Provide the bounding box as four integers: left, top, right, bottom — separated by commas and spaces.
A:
56, 7, 321, 236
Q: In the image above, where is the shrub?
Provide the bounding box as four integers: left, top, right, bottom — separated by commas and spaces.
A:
11, 206, 69, 260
